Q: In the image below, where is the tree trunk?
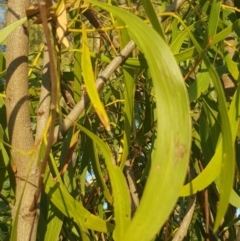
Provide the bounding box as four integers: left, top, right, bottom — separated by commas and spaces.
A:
6, 0, 39, 240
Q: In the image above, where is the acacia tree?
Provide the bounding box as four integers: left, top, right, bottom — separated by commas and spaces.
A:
0, 0, 240, 240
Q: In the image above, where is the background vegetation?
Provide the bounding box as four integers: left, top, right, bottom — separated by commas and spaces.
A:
0, 0, 240, 240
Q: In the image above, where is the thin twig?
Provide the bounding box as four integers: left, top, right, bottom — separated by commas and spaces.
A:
172, 195, 196, 241
172, 164, 196, 241
125, 158, 139, 215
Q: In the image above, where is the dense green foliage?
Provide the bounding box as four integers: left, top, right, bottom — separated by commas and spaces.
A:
0, 0, 240, 240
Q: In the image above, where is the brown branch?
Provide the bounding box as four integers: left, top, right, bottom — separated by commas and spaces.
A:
29, 0, 58, 211
197, 160, 217, 241
198, 160, 210, 241
53, 39, 136, 141
53, 0, 187, 142
29, 35, 52, 213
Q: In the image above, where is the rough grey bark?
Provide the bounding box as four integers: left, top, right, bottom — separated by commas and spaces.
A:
6, 0, 39, 240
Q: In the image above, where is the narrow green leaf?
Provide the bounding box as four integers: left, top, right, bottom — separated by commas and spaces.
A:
78, 125, 131, 240
89, 139, 113, 204
169, 10, 235, 230
180, 84, 240, 197
72, 12, 82, 103
0, 17, 27, 44
206, 0, 221, 42
43, 203, 63, 241
117, 18, 135, 169
230, 189, 240, 208
59, 127, 73, 170
81, 24, 110, 131
213, 19, 240, 44
0, 134, 8, 191
0, 52, 6, 78
224, 54, 239, 81
44, 170, 114, 233
173, 19, 240, 63
171, 19, 179, 43
193, 43, 234, 234
0, 123, 9, 192
188, 63, 210, 102
174, 47, 197, 63
170, 22, 196, 54
140, 0, 165, 39
179, 150, 220, 196
214, 178, 240, 209
85, 2, 191, 241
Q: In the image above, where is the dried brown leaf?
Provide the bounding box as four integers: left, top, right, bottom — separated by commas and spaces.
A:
26, 4, 40, 19
56, 2, 69, 48
26, 1, 53, 23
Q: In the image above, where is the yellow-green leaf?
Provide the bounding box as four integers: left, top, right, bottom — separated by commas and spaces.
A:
81, 24, 110, 131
